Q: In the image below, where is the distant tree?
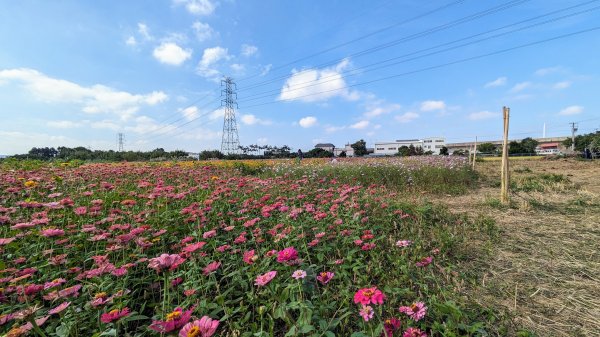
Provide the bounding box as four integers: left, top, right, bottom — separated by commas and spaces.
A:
439, 146, 449, 155
508, 141, 525, 154
397, 146, 410, 157
338, 151, 347, 158
306, 148, 333, 158
199, 150, 225, 160
351, 139, 368, 157
477, 143, 496, 154
563, 131, 600, 152
521, 137, 539, 154
452, 149, 467, 156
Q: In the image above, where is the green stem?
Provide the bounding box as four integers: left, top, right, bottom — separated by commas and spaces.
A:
29, 317, 48, 337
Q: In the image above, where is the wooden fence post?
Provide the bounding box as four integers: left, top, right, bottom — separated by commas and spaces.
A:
472, 136, 478, 169
500, 106, 510, 203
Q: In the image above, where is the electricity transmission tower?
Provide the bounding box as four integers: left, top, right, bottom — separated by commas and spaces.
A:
117, 133, 125, 152
220, 77, 240, 154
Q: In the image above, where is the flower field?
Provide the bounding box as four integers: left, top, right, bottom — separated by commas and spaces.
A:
0, 158, 495, 336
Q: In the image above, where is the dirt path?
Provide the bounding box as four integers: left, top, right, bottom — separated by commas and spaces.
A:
433, 159, 600, 336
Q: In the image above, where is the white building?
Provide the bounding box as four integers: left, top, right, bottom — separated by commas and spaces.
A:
374, 137, 446, 155
333, 143, 355, 157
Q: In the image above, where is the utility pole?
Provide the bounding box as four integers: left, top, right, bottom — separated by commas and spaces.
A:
500, 106, 510, 204
570, 122, 578, 152
117, 133, 125, 152
220, 77, 240, 155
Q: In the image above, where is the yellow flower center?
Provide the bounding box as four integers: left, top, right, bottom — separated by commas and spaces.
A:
410, 304, 418, 311
187, 326, 201, 337
166, 311, 182, 321
95, 292, 107, 299
109, 309, 119, 315
362, 289, 374, 297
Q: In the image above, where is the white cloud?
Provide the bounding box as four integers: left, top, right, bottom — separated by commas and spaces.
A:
364, 102, 401, 118
0, 68, 168, 119
558, 105, 583, 116
153, 42, 192, 66
241, 114, 271, 126
279, 58, 359, 103
90, 120, 121, 131
47, 120, 82, 129
257, 137, 268, 145
173, 0, 216, 15
260, 64, 272, 76
192, 21, 214, 41
535, 66, 562, 76
484, 76, 507, 88
468, 110, 499, 120
199, 46, 230, 68
0, 131, 73, 155
395, 112, 419, 123
350, 120, 369, 129
420, 100, 446, 112
126, 36, 137, 46
180, 106, 199, 121
241, 44, 258, 57
553, 81, 572, 90
299, 116, 318, 128
230, 63, 245, 72
509, 81, 531, 93
138, 23, 152, 40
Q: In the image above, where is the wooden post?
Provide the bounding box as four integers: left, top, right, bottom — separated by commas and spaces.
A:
472, 136, 478, 169
500, 106, 510, 203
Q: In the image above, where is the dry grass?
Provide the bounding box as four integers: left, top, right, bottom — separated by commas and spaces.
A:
426, 158, 600, 336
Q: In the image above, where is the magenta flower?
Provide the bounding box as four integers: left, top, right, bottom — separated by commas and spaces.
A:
203, 261, 221, 275
101, 307, 130, 323
149, 307, 193, 333
243, 250, 257, 264
276, 247, 298, 263
48, 302, 71, 315
202, 230, 216, 239
354, 287, 386, 305
402, 327, 427, 337
415, 256, 432, 267
178, 316, 219, 337
399, 302, 427, 322
0, 238, 15, 245
359, 305, 374, 322
41, 229, 65, 237
316, 271, 334, 285
255, 271, 277, 287
148, 254, 186, 272
383, 317, 402, 337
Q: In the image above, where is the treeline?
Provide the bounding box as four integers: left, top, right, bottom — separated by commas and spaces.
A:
563, 131, 600, 152
10, 146, 189, 161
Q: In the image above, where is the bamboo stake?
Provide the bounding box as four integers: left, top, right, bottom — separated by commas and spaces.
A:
501, 106, 510, 204
472, 136, 478, 169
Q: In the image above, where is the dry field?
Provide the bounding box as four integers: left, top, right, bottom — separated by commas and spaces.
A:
431, 158, 600, 336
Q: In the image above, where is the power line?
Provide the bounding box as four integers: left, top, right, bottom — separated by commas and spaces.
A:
236, 1, 600, 103
238, 26, 600, 110
238, 0, 531, 91
236, 0, 468, 83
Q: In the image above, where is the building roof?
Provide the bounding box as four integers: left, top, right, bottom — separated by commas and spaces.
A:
539, 142, 560, 148
314, 143, 335, 148
395, 139, 420, 142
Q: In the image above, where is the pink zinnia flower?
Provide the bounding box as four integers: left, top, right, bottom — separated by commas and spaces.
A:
0, 238, 15, 245
74, 207, 87, 215
415, 256, 432, 267
316, 271, 334, 285
48, 302, 71, 315
292, 270, 307, 280
182, 241, 206, 254
359, 305, 375, 322
243, 250, 257, 264
255, 271, 277, 287
178, 316, 219, 337
41, 229, 65, 237
148, 254, 186, 272
101, 307, 130, 323
399, 302, 427, 322
402, 327, 427, 337
276, 247, 298, 263
354, 287, 386, 305
202, 230, 217, 239
203, 261, 221, 275
396, 240, 412, 248
43, 278, 66, 290
149, 307, 193, 333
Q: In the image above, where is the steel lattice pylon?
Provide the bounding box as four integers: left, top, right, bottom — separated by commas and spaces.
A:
220, 77, 240, 154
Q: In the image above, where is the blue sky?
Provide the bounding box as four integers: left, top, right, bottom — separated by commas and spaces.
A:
1, 0, 599, 155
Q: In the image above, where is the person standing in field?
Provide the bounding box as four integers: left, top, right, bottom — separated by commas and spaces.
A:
297, 149, 303, 163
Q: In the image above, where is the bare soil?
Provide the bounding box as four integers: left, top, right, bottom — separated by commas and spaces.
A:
431, 158, 600, 336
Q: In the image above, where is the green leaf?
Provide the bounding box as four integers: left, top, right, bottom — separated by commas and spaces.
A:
284, 325, 298, 337
299, 324, 315, 334
100, 329, 117, 337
